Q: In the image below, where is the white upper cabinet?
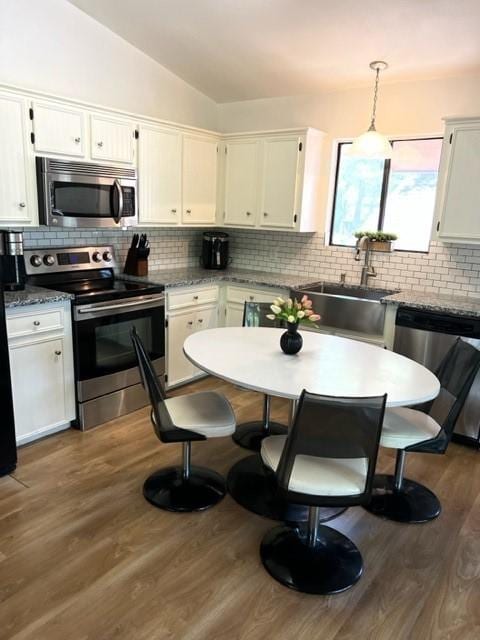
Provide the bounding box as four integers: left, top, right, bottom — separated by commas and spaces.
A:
223, 140, 259, 227
0, 91, 38, 226
90, 114, 136, 164
221, 129, 323, 232
138, 124, 182, 225
32, 100, 85, 157
434, 118, 480, 244
182, 134, 218, 224
260, 136, 302, 229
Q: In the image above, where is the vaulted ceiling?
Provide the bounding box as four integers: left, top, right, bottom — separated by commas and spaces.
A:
67, 0, 480, 103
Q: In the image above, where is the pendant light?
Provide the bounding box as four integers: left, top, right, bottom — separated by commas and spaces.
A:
350, 61, 392, 159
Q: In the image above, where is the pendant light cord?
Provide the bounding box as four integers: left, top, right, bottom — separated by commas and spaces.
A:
369, 67, 380, 131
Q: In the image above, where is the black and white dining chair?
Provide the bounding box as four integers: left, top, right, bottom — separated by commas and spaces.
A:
259, 390, 387, 594
232, 301, 288, 451
131, 327, 236, 512
366, 337, 480, 524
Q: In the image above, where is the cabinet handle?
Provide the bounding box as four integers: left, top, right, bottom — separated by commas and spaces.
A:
97, 141, 104, 148
198, 318, 203, 323
19, 202, 26, 208
249, 296, 254, 301
33, 320, 40, 326
186, 209, 192, 214
263, 212, 268, 217
55, 350, 62, 356
188, 321, 193, 326
74, 137, 81, 144
171, 209, 177, 214
193, 295, 199, 300
246, 211, 251, 216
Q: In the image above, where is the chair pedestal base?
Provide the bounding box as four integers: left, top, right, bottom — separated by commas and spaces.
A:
143, 465, 226, 512
227, 454, 345, 523
261, 525, 363, 594
365, 473, 441, 523
232, 420, 287, 451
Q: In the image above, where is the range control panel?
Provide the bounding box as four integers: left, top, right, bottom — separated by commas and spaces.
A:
24, 246, 117, 275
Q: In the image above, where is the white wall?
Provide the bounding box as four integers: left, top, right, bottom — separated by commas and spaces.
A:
219, 71, 480, 231
0, 0, 218, 130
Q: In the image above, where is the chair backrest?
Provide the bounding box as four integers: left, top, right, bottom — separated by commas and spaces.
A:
131, 327, 195, 442
275, 391, 387, 507
242, 301, 284, 328
412, 337, 480, 453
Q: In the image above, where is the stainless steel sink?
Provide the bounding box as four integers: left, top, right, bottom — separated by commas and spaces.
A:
292, 282, 399, 336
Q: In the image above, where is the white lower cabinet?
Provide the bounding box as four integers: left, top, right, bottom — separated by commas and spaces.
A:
166, 285, 220, 387
7, 301, 76, 445
224, 285, 288, 327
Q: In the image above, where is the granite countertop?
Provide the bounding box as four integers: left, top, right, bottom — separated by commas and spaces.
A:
5, 266, 480, 319
121, 267, 480, 318
381, 290, 480, 318
119, 267, 320, 291
4, 285, 74, 309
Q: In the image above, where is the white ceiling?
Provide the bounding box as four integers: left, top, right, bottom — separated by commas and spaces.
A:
67, 0, 480, 103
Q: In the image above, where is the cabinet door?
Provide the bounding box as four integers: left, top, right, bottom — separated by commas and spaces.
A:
183, 134, 218, 224
260, 137, 300, 229
10, 337, 67, 443
167, 310, 195, 386
225, 302, 245, 327
439, 125, 480, 241
32, 101, 85, 157
90, 114, 136, 164
191, 305, 218, 376
138, 125, 182, 225
0, 93, 37, 226
224, 140, 259, 226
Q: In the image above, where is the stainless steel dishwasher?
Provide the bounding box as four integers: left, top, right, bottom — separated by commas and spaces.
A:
394, 306, 480, 447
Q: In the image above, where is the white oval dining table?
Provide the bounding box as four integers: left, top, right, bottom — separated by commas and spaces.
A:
183, 327, 440, 406
183, 327, 440, 523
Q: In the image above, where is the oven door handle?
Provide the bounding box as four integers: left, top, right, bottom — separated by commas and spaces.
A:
112, 179, 124, 224
77, 296, 165, 316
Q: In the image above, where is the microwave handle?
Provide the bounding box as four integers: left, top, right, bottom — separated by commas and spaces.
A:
112, 179, 124, 224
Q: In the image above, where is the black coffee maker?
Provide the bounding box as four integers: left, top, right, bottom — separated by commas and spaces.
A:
0, 231, 26, 291
201, 232, 229, 270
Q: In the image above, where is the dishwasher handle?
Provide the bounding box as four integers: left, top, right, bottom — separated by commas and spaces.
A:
395, 306, 480, 337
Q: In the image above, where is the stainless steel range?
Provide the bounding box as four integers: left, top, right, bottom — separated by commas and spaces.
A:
25, 246, 165, 430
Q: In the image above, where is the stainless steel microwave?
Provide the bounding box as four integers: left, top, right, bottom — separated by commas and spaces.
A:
36, 157, 138, 228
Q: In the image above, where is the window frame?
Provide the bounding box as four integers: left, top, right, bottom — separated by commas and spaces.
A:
328, 135, 443, 254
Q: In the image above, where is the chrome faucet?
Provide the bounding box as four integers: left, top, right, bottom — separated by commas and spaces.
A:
354, 236, 377, 286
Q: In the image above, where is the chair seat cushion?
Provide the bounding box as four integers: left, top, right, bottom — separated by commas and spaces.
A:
380, 407, 441, 450
164, 392, 236, 438
261, 435, 368, 497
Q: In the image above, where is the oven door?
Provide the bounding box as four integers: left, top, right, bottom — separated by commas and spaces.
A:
45, 173, 137, 229
73, 294, 165, 402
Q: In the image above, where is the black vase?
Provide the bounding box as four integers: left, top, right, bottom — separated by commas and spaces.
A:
280, 322, 303, 355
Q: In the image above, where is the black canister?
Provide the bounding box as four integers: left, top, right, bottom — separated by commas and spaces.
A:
0, 231, 26, 291
201, 232, 229, 270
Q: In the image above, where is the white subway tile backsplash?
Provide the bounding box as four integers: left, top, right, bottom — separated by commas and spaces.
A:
21, 226, 480, 296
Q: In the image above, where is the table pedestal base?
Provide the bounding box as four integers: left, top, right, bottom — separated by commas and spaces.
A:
232, 420, 287, 451
227, 455, 346, 523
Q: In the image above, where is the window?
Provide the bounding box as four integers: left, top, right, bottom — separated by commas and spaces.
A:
330, 138, 443, 252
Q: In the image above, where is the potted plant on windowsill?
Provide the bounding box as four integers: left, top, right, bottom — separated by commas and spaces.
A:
354, 230, 397, 252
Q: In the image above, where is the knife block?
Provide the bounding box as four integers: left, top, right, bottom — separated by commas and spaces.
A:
123, 248, 148, 277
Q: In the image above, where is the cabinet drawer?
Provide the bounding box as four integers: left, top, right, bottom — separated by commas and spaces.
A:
7, 308, 63, 338
168, 286, 219, 310
226, 286, 282, 305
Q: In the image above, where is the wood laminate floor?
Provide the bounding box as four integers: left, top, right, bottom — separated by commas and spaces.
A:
0, 377, 479, 640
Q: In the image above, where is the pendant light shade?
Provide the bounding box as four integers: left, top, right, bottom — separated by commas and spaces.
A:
351, 61, 392, 160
